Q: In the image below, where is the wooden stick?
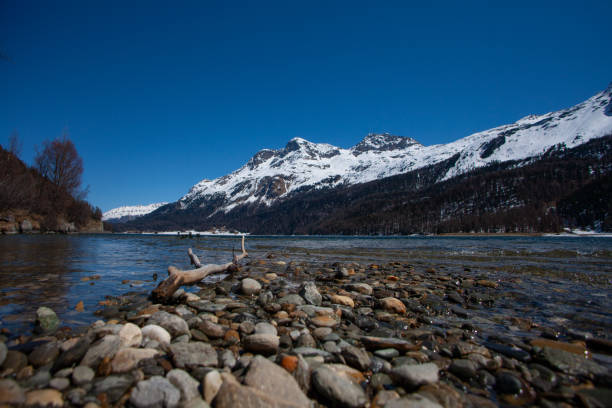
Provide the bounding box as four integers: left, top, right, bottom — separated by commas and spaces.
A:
151, 235, 248, 302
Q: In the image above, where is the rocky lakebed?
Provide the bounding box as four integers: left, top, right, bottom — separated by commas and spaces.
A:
0, 251, 611, 407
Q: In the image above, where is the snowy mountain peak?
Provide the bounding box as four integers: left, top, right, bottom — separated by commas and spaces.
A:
150, 84, 612, 219
102, 202, 168, 222
352, 133, 421, 154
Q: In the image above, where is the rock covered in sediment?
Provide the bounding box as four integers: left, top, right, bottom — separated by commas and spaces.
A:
35, 306, 60, 333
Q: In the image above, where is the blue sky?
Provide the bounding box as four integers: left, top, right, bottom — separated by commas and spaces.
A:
1, 1, 611, 211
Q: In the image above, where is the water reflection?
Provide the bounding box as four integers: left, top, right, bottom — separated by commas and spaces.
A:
0, 234, 610, 337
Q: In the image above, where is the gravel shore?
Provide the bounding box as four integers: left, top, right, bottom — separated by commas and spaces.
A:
0, 254, 610, 407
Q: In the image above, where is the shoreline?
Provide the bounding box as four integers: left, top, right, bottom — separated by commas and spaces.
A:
1, 251, 610, 407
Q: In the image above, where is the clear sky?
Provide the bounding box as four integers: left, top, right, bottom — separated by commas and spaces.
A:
1, 1, 611, 211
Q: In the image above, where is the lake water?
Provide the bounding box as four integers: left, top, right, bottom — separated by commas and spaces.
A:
0, 234, 611, 338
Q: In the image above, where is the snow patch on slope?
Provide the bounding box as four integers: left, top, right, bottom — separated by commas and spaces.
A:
103, 202, 168, 221
179, 85, 612, 215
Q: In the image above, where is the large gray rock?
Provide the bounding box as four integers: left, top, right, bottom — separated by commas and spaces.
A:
244, 356, 311, 407
342, 345, 371, 371
278, 294, 306, 306
93, 375, 134, 403
80, 334, 121, 368
166, 369, 200, 403
169, 342, 218, 369
35, 307, 60, 333
243, 333, 279, 355
391, 363, 440, 389
72, 366, 95, 386
312, 364, 367, 408
538, 346, 607, 376
130, 376, 180, 408
148, 311, 190, 338
299, 282, 322, 306
213, 372, 308, 408
0, 342, 6, 366
385, 394, 444, 408
241, 278, 262, 296
28, 341, 60, 367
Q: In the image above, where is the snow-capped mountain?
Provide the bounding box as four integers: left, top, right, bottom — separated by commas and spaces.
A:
102, 202, 168, 222
178, 84, 612, 215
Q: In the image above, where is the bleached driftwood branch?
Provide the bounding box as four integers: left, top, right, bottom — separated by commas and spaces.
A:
151, 235, 248, 302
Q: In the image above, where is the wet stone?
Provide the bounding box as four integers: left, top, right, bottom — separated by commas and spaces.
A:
299, 281, 322, 306
449, 359, 478, 380
342, 345, 371, 371
391, 363, 440, 389
496, 371, 523, 395
312, 364, 367, 408
28, 341, 60, 367
243, 333, 279, 355
2, 350, 28, 373
35, 307, 60, 333
538, 346, 607, 376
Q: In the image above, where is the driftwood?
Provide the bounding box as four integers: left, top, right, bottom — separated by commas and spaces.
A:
151, 235, 248, 302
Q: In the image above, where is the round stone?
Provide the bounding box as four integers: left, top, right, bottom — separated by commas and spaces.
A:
241, 278, 262, 296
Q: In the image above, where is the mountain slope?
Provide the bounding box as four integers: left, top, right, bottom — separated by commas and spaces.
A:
178, 84, 612, 216
102, 202, 168, 222
115, 83, 612, 233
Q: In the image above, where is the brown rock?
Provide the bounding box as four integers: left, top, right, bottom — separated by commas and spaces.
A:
224, 329, 240, 345
530, 338, 588, 356
331, 294, 355, 308
0, 379, 26, 405
310, 315, 339, 328
25, 389, 63, 407
380, 297, 406, 314
243, 333, 279, 355
111, 348, 160, 373
281, 355, 298, 373
360, 336, 419, 352
244, 355, 311, 407
75, 301, 85, 312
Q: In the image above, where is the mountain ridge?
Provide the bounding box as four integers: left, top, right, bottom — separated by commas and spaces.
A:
107, 84, 612, 232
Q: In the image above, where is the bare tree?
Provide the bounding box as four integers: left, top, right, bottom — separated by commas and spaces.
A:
35, 133, 84, 196
8, 131, 22, 158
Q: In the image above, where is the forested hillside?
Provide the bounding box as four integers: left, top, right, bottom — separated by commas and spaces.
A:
0, 144, 103, 233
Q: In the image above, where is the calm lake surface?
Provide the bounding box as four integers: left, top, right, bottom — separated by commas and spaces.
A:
0, 234, 611, 338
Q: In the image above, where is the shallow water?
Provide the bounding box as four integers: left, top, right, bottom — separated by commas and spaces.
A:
0, 234, 610, 337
